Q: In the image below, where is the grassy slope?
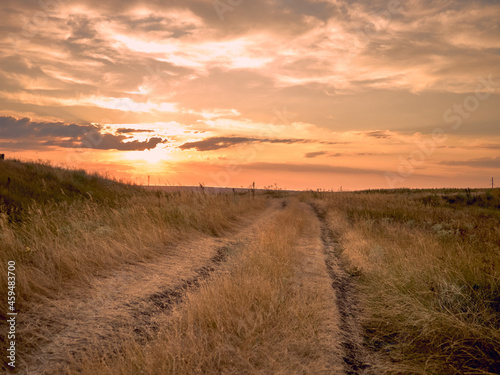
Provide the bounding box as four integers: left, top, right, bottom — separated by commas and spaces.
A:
0, 159, 138, 222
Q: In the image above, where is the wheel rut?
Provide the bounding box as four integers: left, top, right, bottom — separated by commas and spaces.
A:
127, 244, 233, 340
309, 202, 372, 375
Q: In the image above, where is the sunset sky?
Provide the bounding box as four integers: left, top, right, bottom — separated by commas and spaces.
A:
0, 0, 499, 190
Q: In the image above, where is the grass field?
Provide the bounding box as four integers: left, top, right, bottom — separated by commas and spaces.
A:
303, 190, 500, 374
1, 159, 499, 374
0, 160, 265, 314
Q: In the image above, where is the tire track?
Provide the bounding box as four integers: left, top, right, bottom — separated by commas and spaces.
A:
309, 202, 372, 375
18, 201, 283, 375
127, 244, 233, 341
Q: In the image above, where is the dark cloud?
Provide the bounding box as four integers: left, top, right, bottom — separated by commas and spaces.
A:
0, 116, 96, 138
305, 151, 345, 158
44, 134, 166, 151
115, 128, 154, 134
440, 157, 500, 169
67, 15, 98, 41
304, 151, 327, 158
113, 14, 198, 39
178, 136, 311, 151
179, 137, 252, 151
92, 135, 165, 151
0, 116, 166, 151
365, 130, 391, 139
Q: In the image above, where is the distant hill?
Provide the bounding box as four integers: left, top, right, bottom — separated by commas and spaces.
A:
0, 158, 140, 221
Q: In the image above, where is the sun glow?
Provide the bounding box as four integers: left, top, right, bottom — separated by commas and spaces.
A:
123, 146, 172, 164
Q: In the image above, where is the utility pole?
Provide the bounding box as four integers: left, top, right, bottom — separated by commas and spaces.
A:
148, 175, 150, 187
492, 177, 494, 189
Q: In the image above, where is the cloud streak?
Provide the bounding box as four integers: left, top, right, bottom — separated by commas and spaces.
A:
178, 136, 316, 151
440, 157, 500, 169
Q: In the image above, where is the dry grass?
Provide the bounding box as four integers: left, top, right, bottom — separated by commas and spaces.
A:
5, 159, 498, 374
304, 191, 500, 374
0, 180, 268, 373
0, 190, 266, 319
78, 200, 343, 375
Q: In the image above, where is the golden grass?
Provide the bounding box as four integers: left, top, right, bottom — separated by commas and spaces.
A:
78, 200, 343, 375
306, 192, 500, 374
4, 163, 498, 375
0, 191, 266, 316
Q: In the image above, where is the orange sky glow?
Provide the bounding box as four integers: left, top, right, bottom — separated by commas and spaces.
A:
0, 0, 499, 190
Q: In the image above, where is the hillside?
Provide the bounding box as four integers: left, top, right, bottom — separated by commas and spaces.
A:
0, 159, 139, 221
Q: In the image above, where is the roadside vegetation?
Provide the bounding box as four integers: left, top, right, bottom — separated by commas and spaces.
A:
0, 159, 138, 223
304, 189, 500, 374
0, 159, 266, 321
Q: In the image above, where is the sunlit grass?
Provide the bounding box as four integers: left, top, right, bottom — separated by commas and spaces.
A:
305, 191, 500, 374
79, 199, 343, 375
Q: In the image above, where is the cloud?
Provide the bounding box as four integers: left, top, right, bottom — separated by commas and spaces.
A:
0, 140, 52, 151
115, 127, 154, 134
304, 151, 328, 158
440, 156, 500, 169
0, 116, 166, 151
477, 143, 500, 150
364, 130, 392, 139
0, 116, 96, 138
1, 0, 499, 136
179, 136, 252, 151
1, 0, 500, 191
305, 151, 353, 158
178, 136, 311, 151
44, 134, 166, 151
243, 162, 381, 175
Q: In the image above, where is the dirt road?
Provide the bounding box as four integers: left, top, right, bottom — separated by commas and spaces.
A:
18, 201, 282, 374
18, 199, 370, 374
